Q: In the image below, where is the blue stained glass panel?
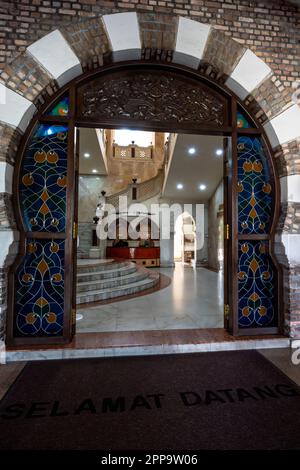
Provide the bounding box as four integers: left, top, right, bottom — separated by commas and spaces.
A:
20, 124, 68, 233
238, 240, 276, 328
47, 95, 69, 116
14, 239, 65, 337
237, 136, 273, 234
237, 110, 251, 128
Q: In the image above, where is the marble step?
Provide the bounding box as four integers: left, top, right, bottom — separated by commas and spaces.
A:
77, 263, 137, 283
77, 259, 130, 274
77, 269, 149, 293
76, 272, 160, 304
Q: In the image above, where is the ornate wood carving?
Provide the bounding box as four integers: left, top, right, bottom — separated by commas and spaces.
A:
77, 70, 227, 127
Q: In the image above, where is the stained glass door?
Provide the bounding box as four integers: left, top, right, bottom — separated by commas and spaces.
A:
234, 110, 280, 334
8, 94, 76, 344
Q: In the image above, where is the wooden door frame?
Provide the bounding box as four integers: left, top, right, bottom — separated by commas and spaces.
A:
6, 60, 283, 346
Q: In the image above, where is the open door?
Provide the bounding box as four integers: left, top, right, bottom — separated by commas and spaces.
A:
223, 136, 233, 332
71, 128, 80, 337
8, 95, 77, 345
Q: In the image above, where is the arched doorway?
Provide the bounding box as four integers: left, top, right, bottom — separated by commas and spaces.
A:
7, 62, 282, 346
174, 212, 197, 266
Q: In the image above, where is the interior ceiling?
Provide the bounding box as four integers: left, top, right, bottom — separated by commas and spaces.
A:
79, 128, 107, 175
163, 134, 225, 202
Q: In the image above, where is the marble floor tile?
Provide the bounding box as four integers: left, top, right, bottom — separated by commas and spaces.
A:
116, 317, 157, 331
77, 264, 224, 333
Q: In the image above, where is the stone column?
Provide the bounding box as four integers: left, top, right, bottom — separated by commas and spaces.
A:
90, 191, 107, 259
159, 202, 175, 268
0, 230, 19, 344
0, 159, 20, 345
160, 231, 175, 268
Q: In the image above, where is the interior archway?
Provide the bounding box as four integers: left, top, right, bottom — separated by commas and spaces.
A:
174, 212, 197, 266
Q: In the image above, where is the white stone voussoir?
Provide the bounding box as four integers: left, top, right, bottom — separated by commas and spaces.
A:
173, 17, 211, 69
102, 12, 141, 61
280, 175, 300, 203
226, 49, 272, 100
281, 234, 300, 267
0, 83, 36, 133
0, 229, 19, 268
264, 104, 300, 148
0, 162, 14, 195
27, 30, 82, 87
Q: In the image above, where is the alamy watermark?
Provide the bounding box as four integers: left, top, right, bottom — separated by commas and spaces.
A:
95, 196, 205, 246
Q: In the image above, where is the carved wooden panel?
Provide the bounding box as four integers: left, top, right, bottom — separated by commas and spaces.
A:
77, 69, 228, 127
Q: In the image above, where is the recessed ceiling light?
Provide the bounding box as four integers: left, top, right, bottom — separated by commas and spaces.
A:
92, 169, 98, 173
84, 152, 90, 158
216, 149, 223, 156
188, 147, 196, 155
199, 184, 206, 191
177, 183, 184, 190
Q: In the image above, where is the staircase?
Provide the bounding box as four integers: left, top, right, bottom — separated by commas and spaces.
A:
106, 170, 164, 208
76, 259, 159, 305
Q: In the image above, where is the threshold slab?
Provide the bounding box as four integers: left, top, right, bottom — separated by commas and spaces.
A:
5, 329, 290, 362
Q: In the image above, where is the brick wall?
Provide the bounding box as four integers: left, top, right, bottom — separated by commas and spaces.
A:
0, 0, 299, 91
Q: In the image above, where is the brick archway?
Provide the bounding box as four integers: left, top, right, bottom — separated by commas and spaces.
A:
0, 11, 299, 342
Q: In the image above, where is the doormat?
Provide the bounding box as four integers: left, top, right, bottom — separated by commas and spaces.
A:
0, 350, 300, 450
